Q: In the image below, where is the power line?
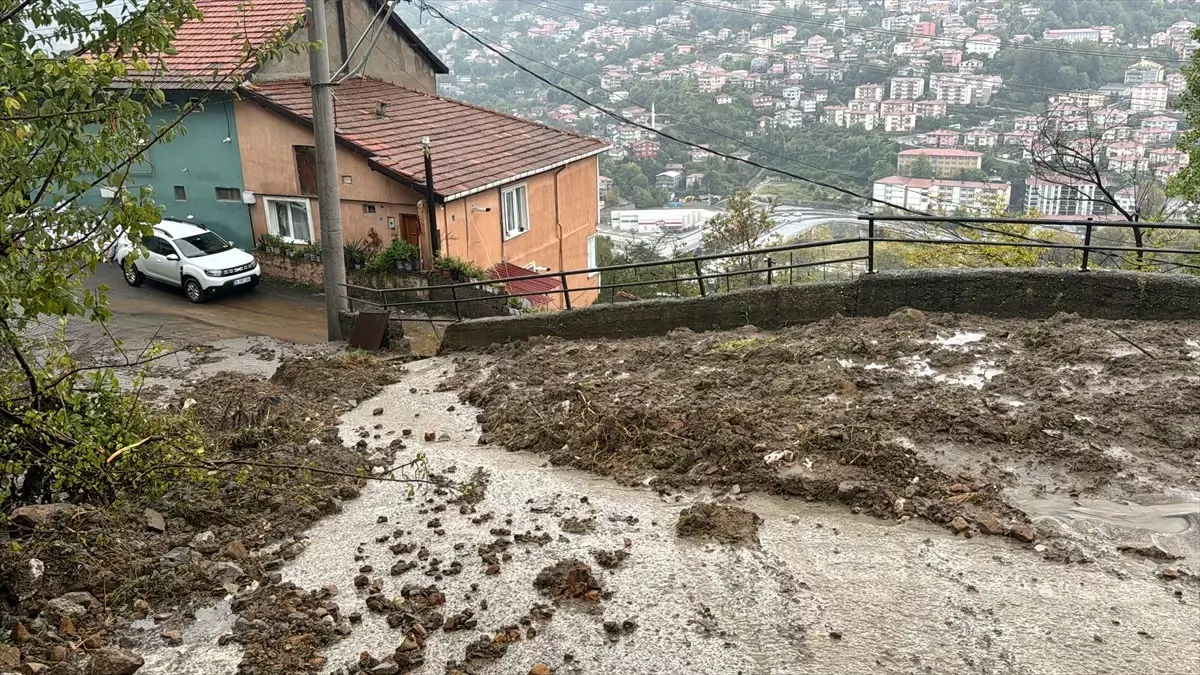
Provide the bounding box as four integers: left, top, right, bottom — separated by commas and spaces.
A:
423, 2, 1072, 245
436, 7, 1025, 217
437, 3, 880, 185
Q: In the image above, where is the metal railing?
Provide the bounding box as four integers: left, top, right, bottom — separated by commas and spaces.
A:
341, 215, 1200, 322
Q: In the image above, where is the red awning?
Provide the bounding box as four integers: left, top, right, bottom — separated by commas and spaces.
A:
488, 262, 562, 307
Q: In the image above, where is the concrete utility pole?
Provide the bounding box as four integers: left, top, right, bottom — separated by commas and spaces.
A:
307, 0, 349, 340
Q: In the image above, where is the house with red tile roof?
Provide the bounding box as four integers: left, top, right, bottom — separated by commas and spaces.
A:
88, 0, 609, 306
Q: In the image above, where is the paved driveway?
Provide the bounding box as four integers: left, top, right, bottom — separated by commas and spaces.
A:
58, 263, 329, 358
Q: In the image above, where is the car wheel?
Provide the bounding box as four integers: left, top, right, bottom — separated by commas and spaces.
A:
123, 258, 144, 286
183, 277, 205, 303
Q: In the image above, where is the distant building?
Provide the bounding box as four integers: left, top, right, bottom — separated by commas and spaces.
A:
608, 208, 717, 234
873, 176, 1011, 214
631, 139, 660, 159
1124, 60, 1165, 85
942, 50, 963, 68
964, 34, 1000, 58
918, 129, 961, 147
1025, 176, 1108, 216
1130, 83, 1169, 112
914, 99, 948, 118
655, 170, 683, 190
882, 112, 917, 133
889, 76, 926, 100
964, 129, 998, 149
1043, 26, 1114, 44
1141, 115, 1180, 132
855, 83, 886, 101
897, 148, 983, 178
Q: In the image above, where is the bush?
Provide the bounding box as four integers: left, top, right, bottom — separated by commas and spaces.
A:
366, 239, 420, 273
434, 254, 486, 280
343, 240, 371, 268
1, 341, 205, 508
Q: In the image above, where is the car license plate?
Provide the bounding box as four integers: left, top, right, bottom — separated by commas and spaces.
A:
233, 277, 251, 286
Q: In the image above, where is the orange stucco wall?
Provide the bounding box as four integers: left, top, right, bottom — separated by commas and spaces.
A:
234, 99, 421, 247
437, 157, 600, 307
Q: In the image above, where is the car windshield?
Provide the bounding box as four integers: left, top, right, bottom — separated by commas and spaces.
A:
174, 231, 232, 258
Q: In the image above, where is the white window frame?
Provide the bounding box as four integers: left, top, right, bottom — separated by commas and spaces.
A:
263, 197, 313, 244
501, 184, 530, 240
587, 234, 599, 278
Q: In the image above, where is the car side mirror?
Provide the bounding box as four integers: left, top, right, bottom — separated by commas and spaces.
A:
166, 254, 180, 262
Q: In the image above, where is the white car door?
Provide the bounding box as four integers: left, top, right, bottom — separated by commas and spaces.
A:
143, 236, 182, 285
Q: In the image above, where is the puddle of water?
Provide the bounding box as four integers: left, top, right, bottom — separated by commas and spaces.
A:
133, 601, 242, 675
933, 331, 987, 347
1011, 489, 1199, 536
900, 357, 1004, 389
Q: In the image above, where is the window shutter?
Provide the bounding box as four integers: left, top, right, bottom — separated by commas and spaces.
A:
294, 146, 318, 196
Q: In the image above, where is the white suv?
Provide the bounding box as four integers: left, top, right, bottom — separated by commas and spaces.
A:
114, 220, 261, 303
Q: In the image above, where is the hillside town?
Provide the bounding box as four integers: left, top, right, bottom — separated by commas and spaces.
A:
415, 0, 1197, 229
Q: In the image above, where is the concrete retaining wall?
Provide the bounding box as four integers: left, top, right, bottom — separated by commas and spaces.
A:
440, 269, 1200, 351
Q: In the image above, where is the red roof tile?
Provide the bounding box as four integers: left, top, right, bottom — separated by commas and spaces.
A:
123, 0, 445, 90
124, 0, 306, 90
488, 261, 561, 307
245, 77, 611, 200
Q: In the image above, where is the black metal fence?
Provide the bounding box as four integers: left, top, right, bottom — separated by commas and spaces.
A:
341, 215, 1200, 322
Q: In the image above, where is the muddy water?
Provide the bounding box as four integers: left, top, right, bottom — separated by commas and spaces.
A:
1011, 488, 1200, 565
137, 358, 1200, 675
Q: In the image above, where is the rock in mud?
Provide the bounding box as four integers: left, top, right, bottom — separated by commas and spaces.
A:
463, 634, 507, 662
189, 530, 219, 554
591, 548, 630, 569
143, 508, 166, 533
675, 502, 761, 545
0, 645, 20, 669
9, 503, 77, 529
44, 597, 88, 621
950, 516, 969, 533
87, 647, 145, 675
533, 559, 603, 602
56, 591, 101, 612
224, 540, 248, 559
1009, 523, 1036, 543
10, 622, 32, 643
975, 512, 1005, 536
528, 664, 553, 675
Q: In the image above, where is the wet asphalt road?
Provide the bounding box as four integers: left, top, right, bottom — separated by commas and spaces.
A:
81, 261, 328, 351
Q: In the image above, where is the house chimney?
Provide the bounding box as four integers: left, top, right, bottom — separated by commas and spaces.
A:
376, 102, 387, 118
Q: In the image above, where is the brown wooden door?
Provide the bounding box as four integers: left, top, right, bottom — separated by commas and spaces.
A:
401, 215, 421, 246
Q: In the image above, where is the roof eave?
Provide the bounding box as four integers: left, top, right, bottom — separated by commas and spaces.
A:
440, 145, 613, 202
376, 0, 450, 74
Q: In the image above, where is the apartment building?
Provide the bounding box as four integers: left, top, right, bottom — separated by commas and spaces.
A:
1130, 83, 1169, 112
1024, 176, 1107, 216
1124, 59, 1165, 85
897, 148, 983, 178
873, 176, 1011, 214
855, 83, 886, 101
889, 76, 926, 99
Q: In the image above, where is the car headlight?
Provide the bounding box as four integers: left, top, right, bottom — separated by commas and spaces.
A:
204, 269, 225, 277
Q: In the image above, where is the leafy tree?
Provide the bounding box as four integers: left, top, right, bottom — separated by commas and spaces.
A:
1167, 28, 1200, 209
907, 153, 935, 179
0, 0, 296, 506
701, 190, 778, 255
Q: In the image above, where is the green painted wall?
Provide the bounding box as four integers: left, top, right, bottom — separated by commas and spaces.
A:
81, 92, 254, 249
